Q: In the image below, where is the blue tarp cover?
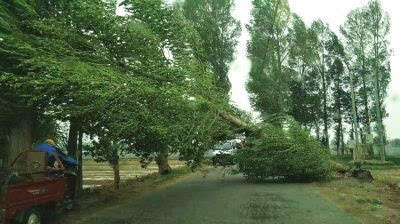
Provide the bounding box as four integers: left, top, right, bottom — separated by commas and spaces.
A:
34, 144, 78, 165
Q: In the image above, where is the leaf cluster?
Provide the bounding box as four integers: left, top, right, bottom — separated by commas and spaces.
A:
234, 115, 331, 182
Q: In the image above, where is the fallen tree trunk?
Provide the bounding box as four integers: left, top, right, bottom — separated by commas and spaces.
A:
217, 110, 249, 129
331, 161, 349, 174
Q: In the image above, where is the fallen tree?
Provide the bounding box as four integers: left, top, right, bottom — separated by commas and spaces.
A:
217, 112, 374, 182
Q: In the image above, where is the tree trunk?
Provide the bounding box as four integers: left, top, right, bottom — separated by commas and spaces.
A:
361, 55, 373, 155
111, 158, 120, 190
156, 147, 172, 175
336, 70, 344, 156
67, 119, 79, 157
354, 145, 366, 162
361, 70, 372, 134
346, 62, 361, 161
335, 108, 342, 155
218, 110, 248, 129
67, 119, 79, 197
335, 128, 340, 155
315, 123, 320, 141
340, 126, 345, 156
75, 130, 83, 197
7, 116, 33, 165
372, 29, 386, 161
361, 75, 374, 158
322, 70, 329, 148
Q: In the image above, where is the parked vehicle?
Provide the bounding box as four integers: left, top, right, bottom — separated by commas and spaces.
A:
210, 140, 241, 166
0, 150, 77, 224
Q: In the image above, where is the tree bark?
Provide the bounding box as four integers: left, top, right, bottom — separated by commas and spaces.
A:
156, 147, 172, 175
340, 126, 345, 156
217, 110, 248, 129
360, 43, 375, 158
322, 68, 329, 148
67, 119, 80, 197
6, 115, 33, 165
345, 62, 361, 161
315, 123, 320, 141
336, 69, 345, 156
67, 119, 79, 157
111, 158, 120, 190
360, 74, 374, 158
75, 130, 83, 197
372, 23, 386, 161
361, 64, 372, 134
335, 126, 340, 155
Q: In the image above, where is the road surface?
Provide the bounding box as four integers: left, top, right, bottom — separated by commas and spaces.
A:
78, 168, 360, 224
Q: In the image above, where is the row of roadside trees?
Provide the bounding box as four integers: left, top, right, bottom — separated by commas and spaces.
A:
0, 0, 244, 190
246, 0, 391, 160
0, 0, 393, 190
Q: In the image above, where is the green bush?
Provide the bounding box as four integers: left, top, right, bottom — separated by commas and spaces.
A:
234, 116, 331, 182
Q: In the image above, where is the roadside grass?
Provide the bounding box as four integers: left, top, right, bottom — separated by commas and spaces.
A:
55, 165, 199, 224
314, 155, 400, 224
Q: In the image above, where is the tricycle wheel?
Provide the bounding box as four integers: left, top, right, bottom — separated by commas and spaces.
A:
64, 199, 74, 211
23, 209, 41, 224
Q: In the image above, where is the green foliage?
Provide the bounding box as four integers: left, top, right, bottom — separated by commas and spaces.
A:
84, 137, 125, 165
181, 0, 241, 94
246, 0, 362, 152
1, 0, 391, 171
341, 0, 391, 144
234, 115, 331, 182
0, 0, 233, 167
286, 15, 322, 128
341, 5, 374, 134
247, 0, 292, 116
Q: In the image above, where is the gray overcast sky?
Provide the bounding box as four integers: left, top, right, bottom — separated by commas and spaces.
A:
228, 0, 399, 139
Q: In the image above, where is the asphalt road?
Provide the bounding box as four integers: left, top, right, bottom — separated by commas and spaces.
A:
79, 168, 361, 224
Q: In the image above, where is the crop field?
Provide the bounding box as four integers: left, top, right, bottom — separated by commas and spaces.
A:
82, 159, 186, 188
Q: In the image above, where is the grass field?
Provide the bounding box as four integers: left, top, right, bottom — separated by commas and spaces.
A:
82, 159, 186, 187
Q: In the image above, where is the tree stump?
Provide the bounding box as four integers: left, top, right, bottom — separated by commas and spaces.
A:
331, 161, 374, 182
349, 169, 374, 182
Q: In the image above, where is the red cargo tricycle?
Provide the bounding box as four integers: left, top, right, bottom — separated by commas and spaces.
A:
0, 150, 76, 224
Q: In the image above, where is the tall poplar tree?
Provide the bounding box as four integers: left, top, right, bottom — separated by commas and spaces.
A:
310, 20, 334, 147
341, 7, 375, 156
366, 0, 391, 160
182, 0, 241, 94
287, 14, 320, 129
341, 0, 391, 160
247, 0, 292, 117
